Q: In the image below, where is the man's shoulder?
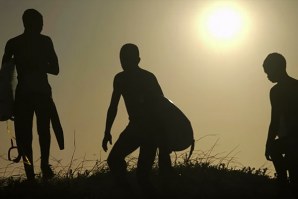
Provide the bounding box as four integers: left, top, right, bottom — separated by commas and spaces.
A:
291, 77, 298, 85
36, 34, 53, 45
289, 78, 298, 94
139, 68, 156, 78
270, 84, 278, 90
114, 71, 125, 84
6, 34, 23, 45
139, 67, 153, 73
114, 68, 156, 80
40, 34, 52, 41
269, 84, 280, 97
7, 34, 51, 44
115, 71, 124, 78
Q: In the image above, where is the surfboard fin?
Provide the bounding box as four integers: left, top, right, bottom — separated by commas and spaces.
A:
186, 139, 195, 162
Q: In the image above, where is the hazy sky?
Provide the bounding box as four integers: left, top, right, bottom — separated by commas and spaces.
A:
1, 0, 298, 176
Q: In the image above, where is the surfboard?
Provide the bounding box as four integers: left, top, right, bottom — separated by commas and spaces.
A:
0, 61, 15, 121
153, 96, 194, 152
50, 99, 64, 150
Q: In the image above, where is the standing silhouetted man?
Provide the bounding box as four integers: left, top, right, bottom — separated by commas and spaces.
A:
102, 43, 172, 195
263, 53, 298, 197
2, 9, 59, 181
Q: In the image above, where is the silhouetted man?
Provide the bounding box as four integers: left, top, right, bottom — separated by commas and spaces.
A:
2, 9, 59, 181
102, 43, 172, 195
263, 53, 298, 197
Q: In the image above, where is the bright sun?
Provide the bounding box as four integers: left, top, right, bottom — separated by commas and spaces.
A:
199, 2, 248, 47
206, 7, 242, 40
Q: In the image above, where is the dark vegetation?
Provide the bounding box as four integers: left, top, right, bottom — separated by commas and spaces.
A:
0, 153, 279, 199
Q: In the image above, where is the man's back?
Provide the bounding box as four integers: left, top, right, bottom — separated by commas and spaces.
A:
114, 67, 163, 121
5, 33, 55, 94
271, 77, 298, 138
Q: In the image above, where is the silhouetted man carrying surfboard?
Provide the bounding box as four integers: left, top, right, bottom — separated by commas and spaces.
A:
2, 9, 61, 181
102, 43, 172, 195
263, 53, 298, 197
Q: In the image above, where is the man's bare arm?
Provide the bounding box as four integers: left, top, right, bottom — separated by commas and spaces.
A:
104, 90, 121, 134
46, 37, 59, 75
265, 89, 279, 160
2, 41, 13, 65
267, 89, 279, 141
102, 77, 121, 152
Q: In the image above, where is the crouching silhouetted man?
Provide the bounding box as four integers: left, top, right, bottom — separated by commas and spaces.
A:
102, 43, 172, 195
2, 9, 59, 181
263, 53, 298, 197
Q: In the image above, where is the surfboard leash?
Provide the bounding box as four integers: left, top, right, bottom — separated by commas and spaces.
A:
6, 120, 30, 164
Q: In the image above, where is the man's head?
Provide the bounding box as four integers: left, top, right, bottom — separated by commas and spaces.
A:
120, 43, 140, 70
22, 9, 43, 34
263, 52, 287, 83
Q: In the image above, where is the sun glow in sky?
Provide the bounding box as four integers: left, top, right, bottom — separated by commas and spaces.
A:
207, 7, 242, 40
199, 2, 249, 47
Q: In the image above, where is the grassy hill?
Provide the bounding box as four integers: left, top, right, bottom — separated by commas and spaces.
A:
0, 156, 284, 199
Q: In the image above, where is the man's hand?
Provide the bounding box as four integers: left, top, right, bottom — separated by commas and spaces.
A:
102, 133, 112, 152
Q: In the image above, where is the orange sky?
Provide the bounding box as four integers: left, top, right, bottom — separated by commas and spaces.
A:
1, 0, 298, 177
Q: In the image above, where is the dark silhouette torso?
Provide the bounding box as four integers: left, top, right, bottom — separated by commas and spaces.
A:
6, 33, 53, 94
271, 77, 298, 138
114, 67, 163, 122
